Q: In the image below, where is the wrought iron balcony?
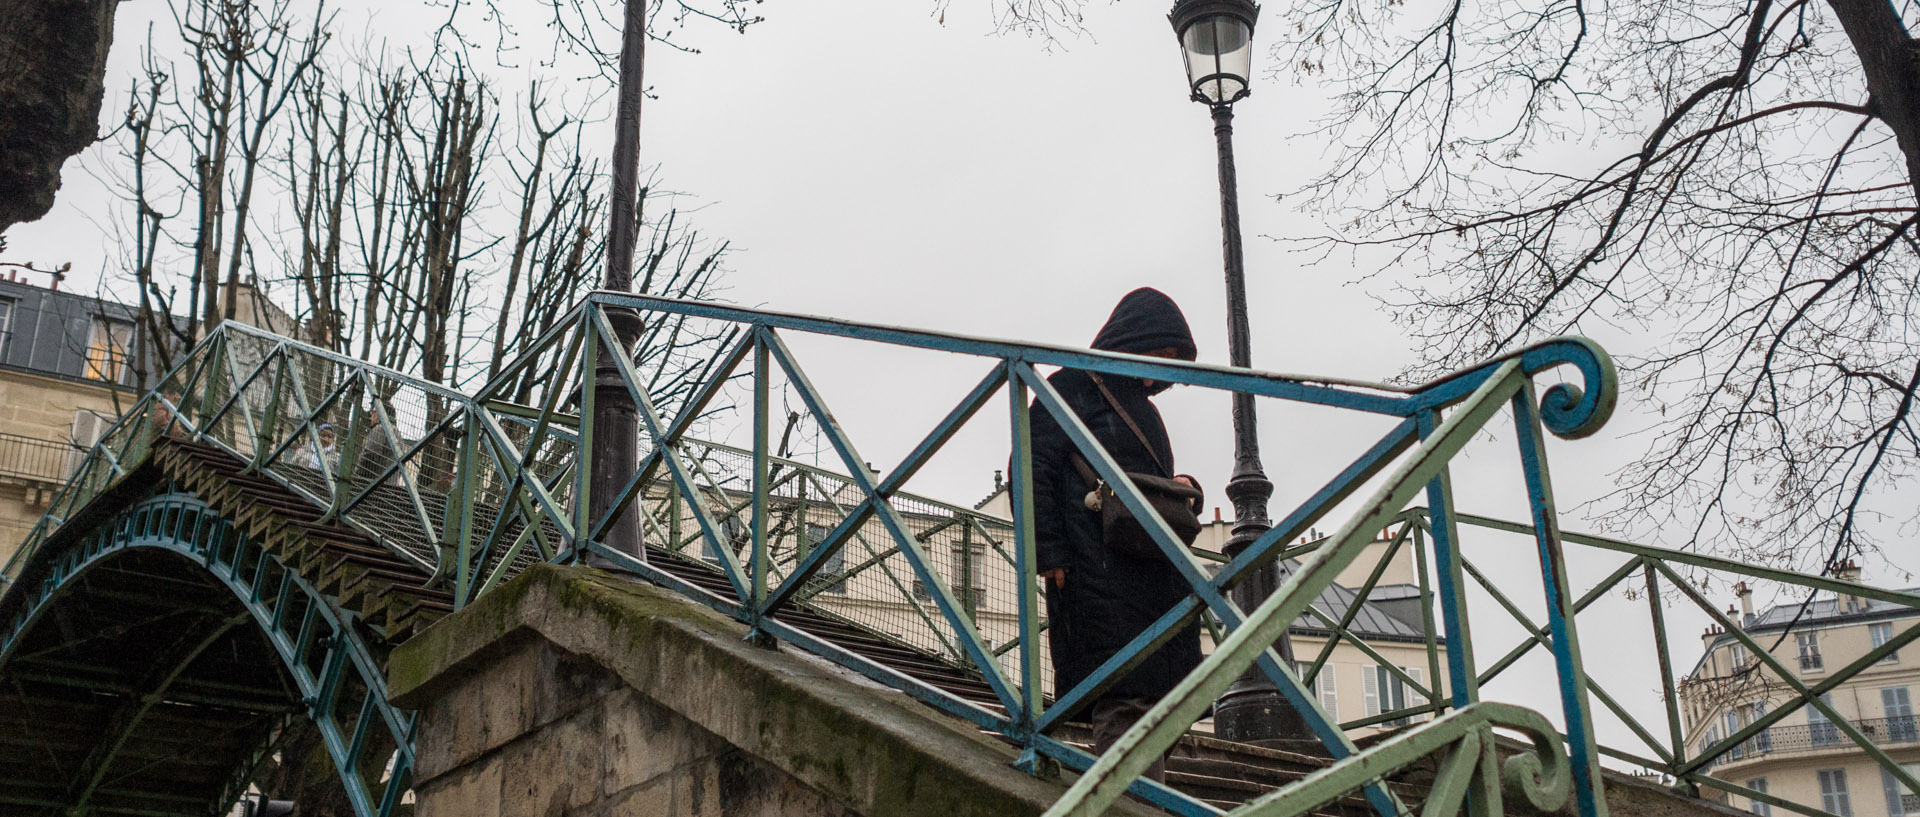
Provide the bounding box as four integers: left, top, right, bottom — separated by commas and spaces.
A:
0, 432, 78, 484
1701, 716, 1919, 769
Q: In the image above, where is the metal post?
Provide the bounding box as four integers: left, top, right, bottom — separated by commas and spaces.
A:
591, 0, 649, 561
1206, 102, 1315, 747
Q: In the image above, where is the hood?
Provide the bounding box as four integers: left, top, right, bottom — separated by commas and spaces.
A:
1090, 287, 1198, 360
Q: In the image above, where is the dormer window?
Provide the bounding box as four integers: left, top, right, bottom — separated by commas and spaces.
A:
0, 297, 15, 358
84, 318, 133, 383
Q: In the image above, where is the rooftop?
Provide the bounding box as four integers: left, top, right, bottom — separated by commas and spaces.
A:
1740, 587, 1920, 630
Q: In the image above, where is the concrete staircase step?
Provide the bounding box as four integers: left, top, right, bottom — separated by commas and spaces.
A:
1165, 755, 1301, 788
1165, 769, 1269, 800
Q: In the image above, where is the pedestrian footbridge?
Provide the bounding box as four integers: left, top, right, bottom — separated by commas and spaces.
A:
2, 293, 1913, 817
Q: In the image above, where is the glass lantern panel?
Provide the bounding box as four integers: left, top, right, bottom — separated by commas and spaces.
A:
1182, 17, 1252, 103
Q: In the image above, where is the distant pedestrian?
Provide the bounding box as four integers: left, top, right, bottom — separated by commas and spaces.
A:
1027, 287, 1205, 783
307, 424, 338, 471
354, 410, 401, 489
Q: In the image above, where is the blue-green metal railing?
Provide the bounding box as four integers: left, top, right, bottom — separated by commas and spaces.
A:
9, 292, 1913, 817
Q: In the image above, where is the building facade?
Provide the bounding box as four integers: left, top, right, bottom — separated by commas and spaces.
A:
1681, 565, 1920, 816
0, 274, 150, 567
0, 272, 298, 569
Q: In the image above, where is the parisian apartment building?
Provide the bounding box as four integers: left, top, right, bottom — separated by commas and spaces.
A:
1682, 563, 1919, 816
0, 272, 295, 569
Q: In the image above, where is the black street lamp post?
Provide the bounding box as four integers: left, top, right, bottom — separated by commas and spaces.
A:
593, 0, 650, 561
1169, 0, 1316, 748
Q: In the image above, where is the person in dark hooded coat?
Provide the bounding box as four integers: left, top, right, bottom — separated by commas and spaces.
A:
1028, 287, 1204, 782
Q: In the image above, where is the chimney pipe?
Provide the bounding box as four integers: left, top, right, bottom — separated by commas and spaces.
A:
1702, 623, 1723, 650
1834, 560, 1864, 613
1736, 581, 1755, 625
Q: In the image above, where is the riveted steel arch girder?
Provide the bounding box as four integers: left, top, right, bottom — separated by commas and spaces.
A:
0, 494, 414, 817
65, 610, 251, 812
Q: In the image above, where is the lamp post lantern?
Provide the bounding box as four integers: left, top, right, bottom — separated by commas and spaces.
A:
1170, 0, 1316, 749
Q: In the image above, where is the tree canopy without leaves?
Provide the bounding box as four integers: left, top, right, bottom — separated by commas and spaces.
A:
1278, 0, 1920, 570
99, 0, 739, 403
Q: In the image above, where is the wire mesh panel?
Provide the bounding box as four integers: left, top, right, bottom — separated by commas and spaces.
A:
656, 439, 1043, 692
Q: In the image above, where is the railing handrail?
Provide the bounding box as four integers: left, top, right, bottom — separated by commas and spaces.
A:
567, 292, 1618, 435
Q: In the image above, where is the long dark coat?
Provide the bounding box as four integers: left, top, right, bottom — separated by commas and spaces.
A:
1030, 288, 1204, 708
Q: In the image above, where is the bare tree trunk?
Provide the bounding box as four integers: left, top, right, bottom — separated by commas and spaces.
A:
1825, 0, 1920, 200
189, 1, 243, 338
222, 10, 325, 323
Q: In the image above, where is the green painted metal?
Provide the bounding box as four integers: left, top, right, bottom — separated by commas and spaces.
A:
67, 612, 250, 811
1046, 360, 1526, 817
1232, 703, 1570, 817
0, 494, 413, 817
26, 292, 1911, 817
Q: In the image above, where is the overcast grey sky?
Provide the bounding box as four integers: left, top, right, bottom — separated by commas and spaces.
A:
8, 0, 1914, 761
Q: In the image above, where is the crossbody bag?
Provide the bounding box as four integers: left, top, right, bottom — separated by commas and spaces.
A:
1068, 374, 1203, 560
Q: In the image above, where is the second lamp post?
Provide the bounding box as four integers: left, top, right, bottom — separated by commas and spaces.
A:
1169, 0, 1317, 749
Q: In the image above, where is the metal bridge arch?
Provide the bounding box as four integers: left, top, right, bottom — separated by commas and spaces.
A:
0, 492, 414, 817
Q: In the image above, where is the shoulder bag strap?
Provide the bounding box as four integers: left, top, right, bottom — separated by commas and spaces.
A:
1070, 454, 1102, 491
1087, 373, 1170, 475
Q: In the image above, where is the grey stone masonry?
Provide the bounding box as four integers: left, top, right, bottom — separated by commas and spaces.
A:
408, 632, 861, 817
388, 564, 1161, 817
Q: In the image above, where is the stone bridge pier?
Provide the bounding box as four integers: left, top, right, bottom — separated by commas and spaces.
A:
389, 564, 1154, 817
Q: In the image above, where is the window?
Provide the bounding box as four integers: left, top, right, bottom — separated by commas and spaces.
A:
1809, 694, 1842, 747
1728, 643, 1749, 674
1818, 769, 1852, 816
1747, 778, 1771, 817
1872, 623, 1899, 663
950, 544, 987, 609
0, 297, 14, 358
1699, 725, 1719, 760
1316, 664, 1338, 720
67, 410, 110, 473
804, 523, 846, 595
1748, 701, 1772, 754
1883, 763, 1920, 816
1725, 710, 1746, 760
84, 318, 134, 383
709, 517, 744, 566
1797, 632, 1824, 671
70, 410, 110, 449
1885, 687, 1916, 743
1363, 665, 1425, 727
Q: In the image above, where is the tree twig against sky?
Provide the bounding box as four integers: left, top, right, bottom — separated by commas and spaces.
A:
1278, 0, 1920, 569
93, 0, 736, 406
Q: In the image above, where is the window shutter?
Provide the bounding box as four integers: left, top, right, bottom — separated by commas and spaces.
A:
1318, 665, 1338, 719
1886, 767, 1907, 817
1886, 687, 1913, 718
71, 410, 107, 448
1407, 667, 1427, 721
1363, 664, 1380, 717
